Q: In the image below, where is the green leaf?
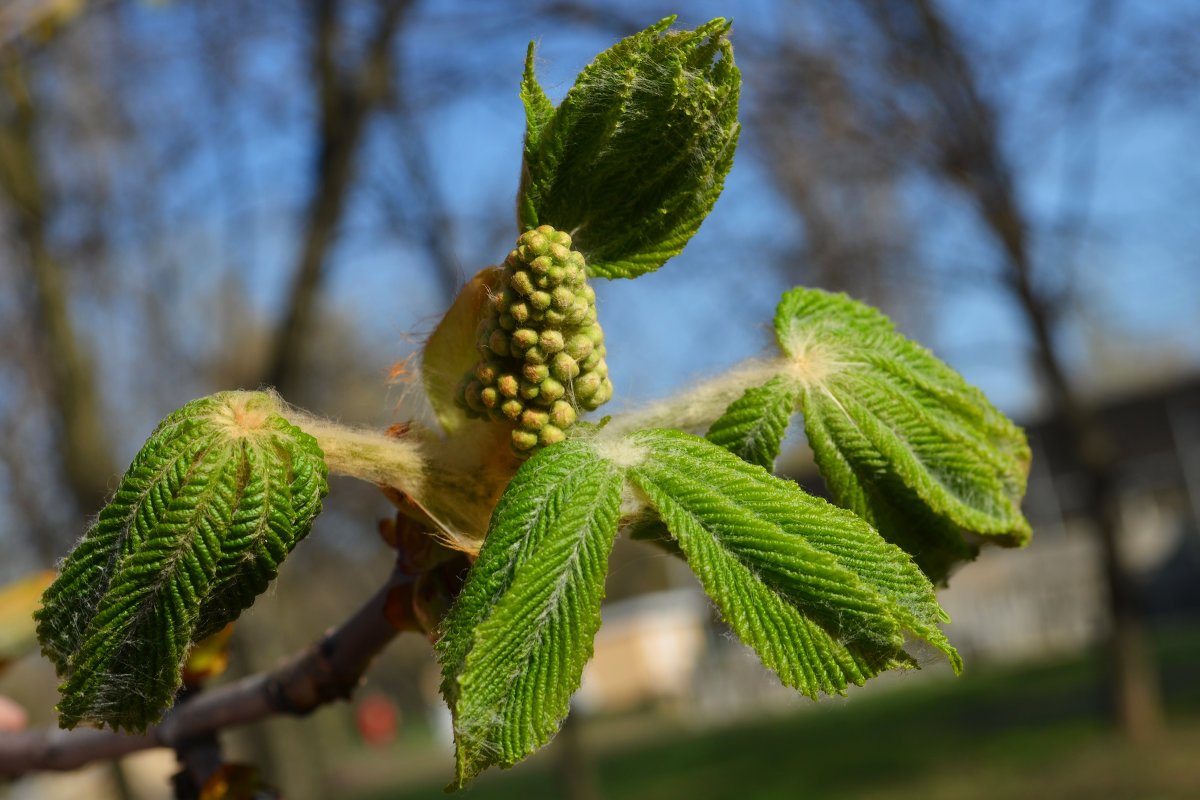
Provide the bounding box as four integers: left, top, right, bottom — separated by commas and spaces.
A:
804, 406, 979, 585
625, 429, 958, 698
437, 440, 623, 787
631, 375, 802, 555
519, 41, 555, 166
775, 288, 1031, 582
518, 17, 740, 279
36, 392, 328, 731
705, 374, 801, 470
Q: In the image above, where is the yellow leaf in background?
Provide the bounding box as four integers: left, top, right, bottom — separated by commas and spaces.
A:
199, 764, 278, 800
0, 570, 55, 675
22, 0, 87, 42
181, 623, 235, 688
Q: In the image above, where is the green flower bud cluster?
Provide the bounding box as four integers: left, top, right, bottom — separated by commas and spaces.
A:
455, 225, 613, 453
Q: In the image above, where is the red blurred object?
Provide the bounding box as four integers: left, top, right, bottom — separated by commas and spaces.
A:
355, 693, 399, 747
0, 694, 27, 732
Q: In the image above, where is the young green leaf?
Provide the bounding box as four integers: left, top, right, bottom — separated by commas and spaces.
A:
804, 406, 979, 584
625, 429, 958, 697
518, 17, 740, 278
705, 374, 801, 470
36, 392, 328, 731
775, 288, 1032, 581
437, 440, 623, 788
629, 375, 802, 552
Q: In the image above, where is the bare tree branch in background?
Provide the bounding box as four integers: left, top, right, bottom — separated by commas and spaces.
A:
266, 0, 412, 399
859, 0, 1164, 740
752, 43, 916, 310
379, 57, 464, 305
0, 562, 409, 782
0, 49, 116, 527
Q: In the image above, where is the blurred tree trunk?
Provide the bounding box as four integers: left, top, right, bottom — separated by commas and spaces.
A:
265, 0, 411, 399
553, 712, 601, 800
0, 53, 116, 546
246, 4, 411, 795
863, 0, 1164, 740
387, 68, 462, 305
0, 41, 132, 800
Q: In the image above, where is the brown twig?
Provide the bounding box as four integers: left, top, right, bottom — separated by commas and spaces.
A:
0, 566, 408, 778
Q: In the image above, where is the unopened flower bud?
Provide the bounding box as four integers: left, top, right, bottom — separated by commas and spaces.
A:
573, 372, 601, 400
530, 255, 553, 275
521, 230, 551, 255
453, 377, 471, 408
549, 400, 576, 428
511, 328, 538, 350
565, 334, 593, 361
497, 374, 520, 399
551, 287, 574, 310
474, 360, 500, 385
501, 398, 524, 420
539, 424, 566, 447
530, 290, 553, 311
540, 377, 566, 402
523, 363, 550, 383
464, 381, 485, 412
523, 345, 547, 365
460, 225, 611, 454
520, 409, 550, 431
510, 270, 535, 297
510, 302, 531, 324
495, 287, 517, 313
551, 352, 580, 382
539, 329, 565, 354
511, 430, 539, 451
519, 379, 540, 400
488, 330, 511, 357
564, 300, 588, 326
548, 227, 571, 248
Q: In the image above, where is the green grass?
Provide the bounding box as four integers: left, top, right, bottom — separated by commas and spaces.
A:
351, 623, 1200, 800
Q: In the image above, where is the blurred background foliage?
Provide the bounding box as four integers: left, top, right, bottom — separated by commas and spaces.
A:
1, 0, 1199, 797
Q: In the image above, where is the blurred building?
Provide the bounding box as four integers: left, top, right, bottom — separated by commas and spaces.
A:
942, 373, 1200, 663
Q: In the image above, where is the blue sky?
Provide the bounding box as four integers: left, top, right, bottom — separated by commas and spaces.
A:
50, 0, 1200, 447
301, 0, 1197, 423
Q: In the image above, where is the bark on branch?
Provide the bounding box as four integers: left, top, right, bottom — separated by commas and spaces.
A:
0, 566, 408, 778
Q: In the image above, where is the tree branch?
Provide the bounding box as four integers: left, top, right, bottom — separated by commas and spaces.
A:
0, 565, 409, 778
0, 51, 117, 522
265, 0, 412, 398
